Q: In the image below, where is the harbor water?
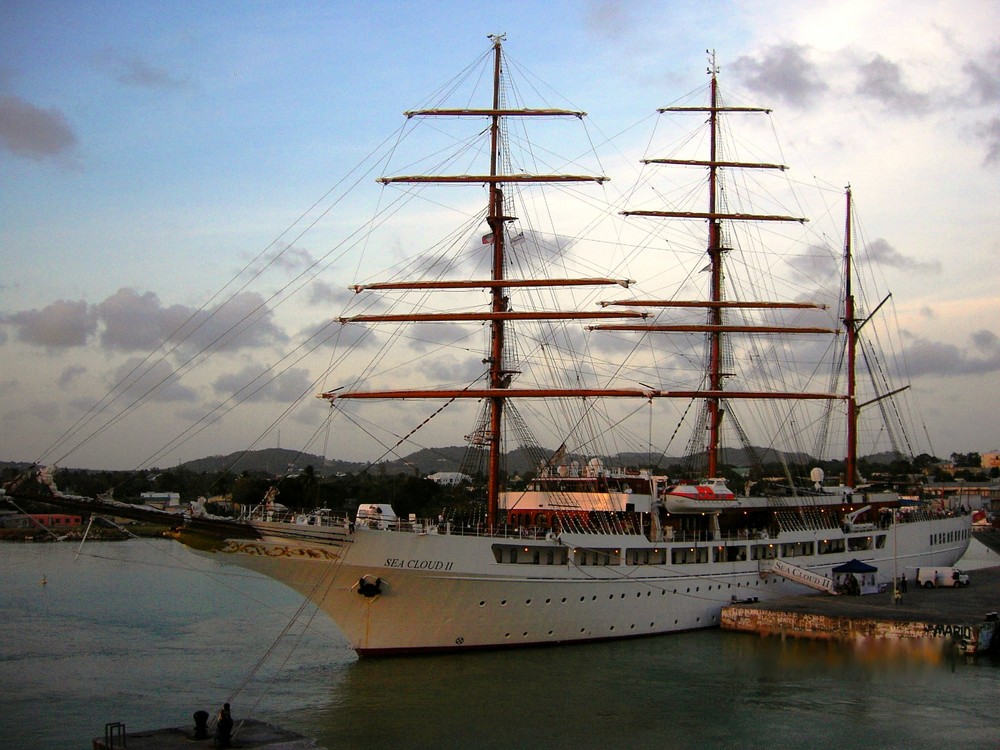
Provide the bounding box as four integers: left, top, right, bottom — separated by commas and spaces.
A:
1, 538, 998, 749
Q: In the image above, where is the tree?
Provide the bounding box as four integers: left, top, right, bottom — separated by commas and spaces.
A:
950, 452, 981, 468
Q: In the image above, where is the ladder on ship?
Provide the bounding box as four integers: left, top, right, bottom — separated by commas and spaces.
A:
759, 558, 838, 594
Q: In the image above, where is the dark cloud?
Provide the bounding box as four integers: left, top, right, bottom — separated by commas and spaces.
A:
298, 318, 381, 353
98, 287, 287, 353
855, 55, 930, 114
730, 44, 828, 107
970, 329, 999, 349
406, 322, 479, 354
584, 1, 637, 41
862, 238, 940, 273
963, 47, 1000, 104
249, 244, 320, 276
6, 299, 97, 347
306, 279, 359, 308
904, 333, 1000, 377
107, 357, 198, 404
0, 94, 77, 162
413, 353, 485, 386
93, 48, 191, 90
979, 116, 1000, 164
784, 246, 840, 288
57, 365, 87, 388
96, 288, 194, 351
213, 365, 314, 404
4, 288, 288, 353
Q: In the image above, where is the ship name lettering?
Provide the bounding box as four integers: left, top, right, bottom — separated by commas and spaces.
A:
384, 557, 454, 571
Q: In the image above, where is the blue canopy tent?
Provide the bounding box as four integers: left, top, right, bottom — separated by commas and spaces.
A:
833, 559, 879, 595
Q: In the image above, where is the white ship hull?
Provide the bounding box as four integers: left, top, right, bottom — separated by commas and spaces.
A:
200, 512, 972, 655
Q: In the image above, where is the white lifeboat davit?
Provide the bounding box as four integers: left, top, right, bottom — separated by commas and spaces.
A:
660, 478, 736, 513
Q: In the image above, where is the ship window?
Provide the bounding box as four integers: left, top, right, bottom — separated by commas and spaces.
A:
751, 544, 777, 560
817, 538, 846, 554
847, 536, 873, 551
875, 535, 886, 549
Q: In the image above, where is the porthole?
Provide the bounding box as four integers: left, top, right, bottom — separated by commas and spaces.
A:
526, 599, 532, 605
479, 601, 485, 606
501, 599, 507, 605
580, 596, 585, 602
561, 597, 567, 603
548, 630, 554, 636
545, 598, 551, 604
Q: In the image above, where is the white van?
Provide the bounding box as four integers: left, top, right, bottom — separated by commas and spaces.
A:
916, 567, 970, 588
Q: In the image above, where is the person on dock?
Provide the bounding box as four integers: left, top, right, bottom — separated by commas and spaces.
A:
216, 703, 233, 748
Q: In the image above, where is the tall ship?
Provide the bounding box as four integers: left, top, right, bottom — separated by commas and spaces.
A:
5, 38, 971, 655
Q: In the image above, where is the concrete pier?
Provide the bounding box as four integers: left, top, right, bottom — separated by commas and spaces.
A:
721, 564, 1000, 654
92, 717, 320, 749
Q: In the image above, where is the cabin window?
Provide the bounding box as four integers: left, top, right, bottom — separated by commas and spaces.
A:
817, 538, 846, 555
671, 547, 708, 564
847, 536, 873, 551
875, 534, 886, 549
780, 541, 813, 557
751, 544, 777, 560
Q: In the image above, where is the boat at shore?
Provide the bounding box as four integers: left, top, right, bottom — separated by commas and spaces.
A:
4, 38, 971, 656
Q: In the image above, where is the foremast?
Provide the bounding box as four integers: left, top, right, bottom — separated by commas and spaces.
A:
323, 36, 639, 526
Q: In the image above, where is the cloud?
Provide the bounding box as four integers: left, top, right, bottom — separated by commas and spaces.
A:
57, 365, 87, 388
962, 47, 1000, 104
970, 329, 999, 349
3, 288, 289, 354
731, 44, 828, 107
854, 54, 930, 114
96, 287, 287, 353
584, 1, 638, 41
979, 116, 1000, 164
306, 279, 358, 308
0, 94, 77, 162
107, 357, 199, 404
96, 288, 195, 351
213, 365, 315, 404
93, 48, 191, 90
862, 238, 941, 273
6, 299, 97, 347
904, 332, 1000, 376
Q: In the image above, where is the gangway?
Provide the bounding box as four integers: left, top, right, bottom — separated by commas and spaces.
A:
759, 558, 838, 594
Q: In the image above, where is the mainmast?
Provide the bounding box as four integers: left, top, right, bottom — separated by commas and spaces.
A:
618, 53, 825, 478
844, 187, 858, 488
485, 35, 507, 529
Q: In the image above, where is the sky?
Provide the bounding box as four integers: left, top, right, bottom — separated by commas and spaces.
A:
2, 0, 999, 471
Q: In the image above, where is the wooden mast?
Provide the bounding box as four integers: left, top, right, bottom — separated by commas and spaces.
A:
328, 36, 617, 528
485, 34, 506, 527
844, 187, 858, 488
620, 53, 810, 478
